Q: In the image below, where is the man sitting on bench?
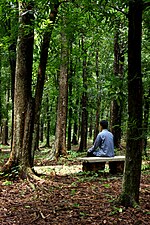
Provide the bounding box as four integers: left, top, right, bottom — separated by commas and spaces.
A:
87, 120, 114, 157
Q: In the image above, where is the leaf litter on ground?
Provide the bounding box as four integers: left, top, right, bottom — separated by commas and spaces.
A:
0, 166, 150, 224
0, 148, 150, 224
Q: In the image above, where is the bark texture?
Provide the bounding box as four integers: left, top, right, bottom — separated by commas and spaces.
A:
67, 41, 73, 150
111, 23, 124, 149
78, 37, 88, 151
32, 2, 59, 159
2, 2, 34, 178
1, 119, 9, 145
121, 0, 143, 207
45, 96, 50, 148
94, 49, 101, 141
55, 22, 68, 158
8, 1, 18, 150
72, 98, 79, 145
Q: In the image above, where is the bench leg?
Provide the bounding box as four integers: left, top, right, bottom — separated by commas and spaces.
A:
83, 162, 105, 172
109, 161, 124, 174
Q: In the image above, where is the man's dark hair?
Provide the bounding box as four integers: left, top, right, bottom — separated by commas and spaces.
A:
100, 120, 108, 129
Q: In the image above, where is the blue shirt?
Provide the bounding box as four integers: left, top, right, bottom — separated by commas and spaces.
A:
88, 129, 114, 157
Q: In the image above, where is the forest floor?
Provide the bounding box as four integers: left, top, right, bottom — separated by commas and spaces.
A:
0, 146, 150, 225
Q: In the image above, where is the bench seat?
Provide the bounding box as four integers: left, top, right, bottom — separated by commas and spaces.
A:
78, 156, 125, 174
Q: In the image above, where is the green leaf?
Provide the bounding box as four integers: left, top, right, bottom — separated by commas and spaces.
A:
2, 181, 12, 186
24, 205, 31, 209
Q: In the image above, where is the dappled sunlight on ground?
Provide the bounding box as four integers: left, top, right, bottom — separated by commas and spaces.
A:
34, 164, 82, 176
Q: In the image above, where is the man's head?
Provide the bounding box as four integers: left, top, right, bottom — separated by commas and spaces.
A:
100, 120, 108, 130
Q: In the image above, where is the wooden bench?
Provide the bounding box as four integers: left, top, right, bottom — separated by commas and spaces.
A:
78, 156, 125, 174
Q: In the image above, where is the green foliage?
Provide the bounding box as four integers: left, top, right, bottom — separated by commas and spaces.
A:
2, 180, 12, 186
0, 152, 10, 165
141, 162, 150, 171
24, 205, 31, 209
103, 183, 111, 188
79, 211, 87, 217
76, 171, 99, 182
70, 189, 77, 196
110, 206, 123, 215
67, 150, 84, 160
73, 203, 80, 208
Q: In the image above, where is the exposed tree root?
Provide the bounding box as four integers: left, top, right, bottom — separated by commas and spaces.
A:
0, 161, 44, 185
26, 167, 45, 182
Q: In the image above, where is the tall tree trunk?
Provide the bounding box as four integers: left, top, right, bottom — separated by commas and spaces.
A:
55, 19, 68, 158
39, 118, 44, 143
94, 49, 101, 141
2, 2, 34, 178
2, 88, 10, 145
9, 41, 17, 150
67, 98, 72, 150
111, 23, 124, 149
67, 41, 73, 150
120, 0, 143, 207
45, 96, 50, 148
72, 99, 79, 145
94, 98, 101, 141
78, 37, 88, 152
8, 1, 18, 151
72, 122, 78, 145
32, 2, 59, 160
89, 113, 93, 139
2, 119, 9, 145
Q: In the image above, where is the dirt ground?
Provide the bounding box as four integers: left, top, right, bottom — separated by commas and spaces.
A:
0, 165, 150, 224
0, 147, 150, 225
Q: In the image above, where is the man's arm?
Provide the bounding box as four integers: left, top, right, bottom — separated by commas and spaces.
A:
87, 134, 101, 153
